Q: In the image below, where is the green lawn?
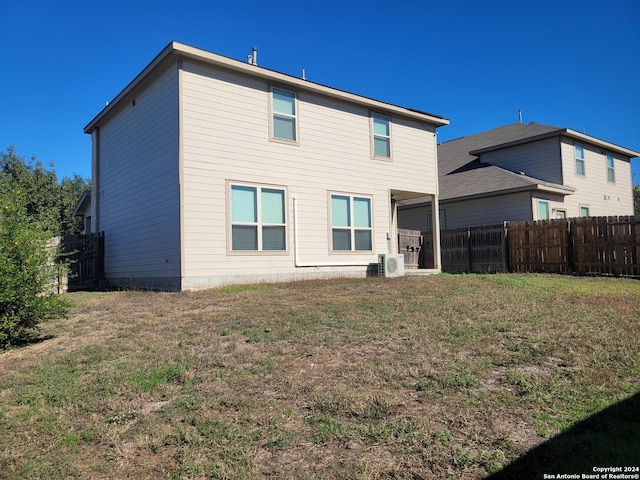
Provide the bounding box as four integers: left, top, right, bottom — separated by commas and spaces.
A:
1, 274, 638, 479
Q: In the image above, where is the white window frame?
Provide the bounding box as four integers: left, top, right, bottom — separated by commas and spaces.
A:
228, 181, 288, 254
371, 112, 392, 159
606, 153, 615, 183
575, 144, 585, 176
329, 193, 373, 252
270, 87, 298, 144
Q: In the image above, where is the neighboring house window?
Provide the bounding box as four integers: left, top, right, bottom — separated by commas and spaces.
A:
230, 184, 286, 251
538, 200, 550, 220
575, 144, 585, 176
330, 194, 372, 251
271, 88, 297, 142
371, 113, 391, 158
427, 210, 446, 231
580, 205, 590, 217
606, 154, 615, 183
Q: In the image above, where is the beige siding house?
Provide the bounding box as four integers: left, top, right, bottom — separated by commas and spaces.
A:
84, 42, 448, 290
398, 123, 639, 230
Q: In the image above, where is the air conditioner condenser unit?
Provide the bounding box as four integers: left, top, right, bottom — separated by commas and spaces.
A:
378, 254, 405, 278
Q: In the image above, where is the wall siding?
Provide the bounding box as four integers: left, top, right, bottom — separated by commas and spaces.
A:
399, 191, 534, 230
559, 138, 634, 217
180, 60, 438, 287
97, 65, 181, 287
480, 137, 563, 184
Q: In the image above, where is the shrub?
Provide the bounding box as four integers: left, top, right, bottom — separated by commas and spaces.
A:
0, 188, 70, 348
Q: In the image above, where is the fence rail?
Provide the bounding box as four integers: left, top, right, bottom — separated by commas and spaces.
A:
404, 215, 639, 276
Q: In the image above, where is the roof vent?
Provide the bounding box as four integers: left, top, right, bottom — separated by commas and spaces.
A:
247, 46, 258, 66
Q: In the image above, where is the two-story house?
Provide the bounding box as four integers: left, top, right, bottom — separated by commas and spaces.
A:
398, 122, 639, 230
83, 42, 449, 290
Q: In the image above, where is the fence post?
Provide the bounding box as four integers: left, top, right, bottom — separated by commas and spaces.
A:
467, 228, 472, 272
567, 219, 575, 272
502, 221, 508, 273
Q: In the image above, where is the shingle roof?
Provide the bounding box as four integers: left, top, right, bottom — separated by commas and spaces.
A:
437, 122, 573, 201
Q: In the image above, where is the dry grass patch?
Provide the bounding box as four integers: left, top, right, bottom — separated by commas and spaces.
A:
1, 274, 638, 479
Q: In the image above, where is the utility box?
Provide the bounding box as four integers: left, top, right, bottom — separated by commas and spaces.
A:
378, 254, 405, 278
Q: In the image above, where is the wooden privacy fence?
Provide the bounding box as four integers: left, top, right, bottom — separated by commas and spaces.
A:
508, 216, 639, 276
61, 232, 105, 291
398, 225, 507, 273
440, 224, 507, 273
403, 215, 640, 276
508, 219, 570, 273
571, 216, 639, 276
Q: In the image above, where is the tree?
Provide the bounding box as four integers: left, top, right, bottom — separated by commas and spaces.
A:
0, 147, 89, 236
0, 146, 88, 347
0, 181, 70, 347
634, 185, 640, 216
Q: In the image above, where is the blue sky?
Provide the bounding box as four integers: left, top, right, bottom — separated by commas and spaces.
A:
1, 0, 638, 184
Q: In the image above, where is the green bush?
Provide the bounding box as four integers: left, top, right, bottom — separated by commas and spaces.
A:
0, 188, 70, 348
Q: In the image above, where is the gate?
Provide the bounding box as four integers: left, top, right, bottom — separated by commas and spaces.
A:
61, 232, 105, 291
398, 229, 422, 269
440, 223, 507, 273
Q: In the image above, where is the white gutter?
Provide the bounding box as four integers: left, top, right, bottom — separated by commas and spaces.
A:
293, 196, 374, 268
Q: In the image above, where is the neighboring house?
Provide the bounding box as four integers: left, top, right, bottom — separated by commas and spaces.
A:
72, 189, 91, 234
83, 42, 449, 290
398, 122, 639, 230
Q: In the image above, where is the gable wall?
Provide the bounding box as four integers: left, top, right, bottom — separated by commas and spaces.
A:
179, 59, 438, 287
479, 137, 563, 184
97, 64, 181, 289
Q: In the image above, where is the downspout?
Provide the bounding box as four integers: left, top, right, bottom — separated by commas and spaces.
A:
432, 130, 442, 270
293, 196, 373, 267
92, 127, 100, 234
390, 194, 398, 254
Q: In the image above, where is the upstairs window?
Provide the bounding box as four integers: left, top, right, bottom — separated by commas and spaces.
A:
271, 88, 297, 142
606, 154, 615, 183
371, 113, 391, 158
575, 144, 585, 176
230, 184, 286, 251
331, 194, 372, 251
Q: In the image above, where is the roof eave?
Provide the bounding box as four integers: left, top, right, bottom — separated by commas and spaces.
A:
469, 128, 640, 159
73, 189, 91, 216
84, 41, 449, 133
84, 41, 177, 133
438, 183, 575, 203
400, 181, 576, 207
563, 129, 640, 158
